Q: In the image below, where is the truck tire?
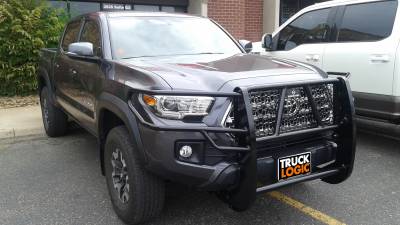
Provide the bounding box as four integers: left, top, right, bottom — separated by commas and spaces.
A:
40, 87, 68, 137
104, 126, 165, 225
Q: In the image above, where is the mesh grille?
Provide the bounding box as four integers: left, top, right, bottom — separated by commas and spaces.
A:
250, 89, 281, 137
248, 83, 336, 138
280, 87, 317, 134
311, 84, 334, 126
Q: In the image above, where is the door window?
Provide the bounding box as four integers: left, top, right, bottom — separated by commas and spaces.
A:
338, 1, 398, 42
80, 20, 102, 57
277, 8, 331, 51
61, 21, 81, 51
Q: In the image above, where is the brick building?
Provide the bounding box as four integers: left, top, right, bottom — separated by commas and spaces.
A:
49, 0, 327, 42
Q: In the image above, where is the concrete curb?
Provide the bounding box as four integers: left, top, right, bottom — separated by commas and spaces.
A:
0, 127, 45, 140
0, 105, 44, 140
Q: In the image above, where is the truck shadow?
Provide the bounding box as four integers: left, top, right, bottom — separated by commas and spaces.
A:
45, 127, 400, 225
62, 127, 315, 225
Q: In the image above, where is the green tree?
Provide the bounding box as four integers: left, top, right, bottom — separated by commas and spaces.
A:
0, 0, 67, 96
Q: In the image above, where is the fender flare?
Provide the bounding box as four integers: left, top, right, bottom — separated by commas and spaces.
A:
37, 67, 56, 105
96, 92, 147, 174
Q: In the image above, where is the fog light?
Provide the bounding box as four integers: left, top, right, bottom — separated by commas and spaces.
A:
179, 145, 193, 158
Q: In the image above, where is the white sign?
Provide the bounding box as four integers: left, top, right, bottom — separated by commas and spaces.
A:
102, 3, 132, 10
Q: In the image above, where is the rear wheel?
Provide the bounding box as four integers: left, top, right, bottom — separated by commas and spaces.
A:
104, 126, 165, 224
40, 87, 68, 137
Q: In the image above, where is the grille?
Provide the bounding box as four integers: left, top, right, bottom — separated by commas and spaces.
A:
249, 83, 335, 138
311, 84, 334, 126
280, 87, 317, 133
250, 89, 281, 137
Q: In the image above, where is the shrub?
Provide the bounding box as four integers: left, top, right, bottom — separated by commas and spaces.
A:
0, 0, 67, 96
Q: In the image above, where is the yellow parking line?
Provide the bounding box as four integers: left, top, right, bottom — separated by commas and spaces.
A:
267, 191, 346, 225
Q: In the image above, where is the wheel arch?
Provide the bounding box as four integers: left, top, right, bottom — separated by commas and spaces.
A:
97, 92, 147, 175
37, 68, 56, 105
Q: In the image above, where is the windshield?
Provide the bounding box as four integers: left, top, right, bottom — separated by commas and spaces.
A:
108, 16, 242, 59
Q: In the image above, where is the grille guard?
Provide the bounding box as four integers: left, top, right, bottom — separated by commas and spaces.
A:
128, 76, 356, 210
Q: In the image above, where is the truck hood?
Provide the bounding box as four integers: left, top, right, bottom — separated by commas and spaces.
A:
120, 53, 325, 92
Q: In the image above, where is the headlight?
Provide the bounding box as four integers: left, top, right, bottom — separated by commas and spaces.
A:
141, 94, 214, 120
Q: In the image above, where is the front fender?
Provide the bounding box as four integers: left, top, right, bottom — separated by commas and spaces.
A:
96, 92, 147, 174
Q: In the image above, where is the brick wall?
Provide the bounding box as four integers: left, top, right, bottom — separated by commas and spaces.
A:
208, 0, 263, 42
244, 0, 263, 42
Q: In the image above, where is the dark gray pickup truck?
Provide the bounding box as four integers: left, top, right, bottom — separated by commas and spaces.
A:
38, 11, 356, 224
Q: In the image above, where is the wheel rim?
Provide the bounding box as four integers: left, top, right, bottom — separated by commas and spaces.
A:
111, 148, 130, 204
42, 97, 50, 130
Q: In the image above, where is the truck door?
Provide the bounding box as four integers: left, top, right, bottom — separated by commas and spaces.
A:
267, 7, 336, 68
322, 1, 398, 120
67, 18, 104, 132
54, 20, 83, 116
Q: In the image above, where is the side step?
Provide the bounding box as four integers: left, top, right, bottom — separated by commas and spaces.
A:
356, 116, 400, 140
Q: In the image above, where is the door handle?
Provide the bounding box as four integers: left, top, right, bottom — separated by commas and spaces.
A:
306, 54, 320, 62
70, 69, 78, 79
370, 55, 389, 63
311, 55, 320, 62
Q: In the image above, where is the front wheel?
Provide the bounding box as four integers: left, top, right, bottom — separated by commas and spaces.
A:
104, 126, 165, 225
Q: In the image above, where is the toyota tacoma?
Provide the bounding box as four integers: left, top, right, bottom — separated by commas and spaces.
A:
38, 12, 356, 224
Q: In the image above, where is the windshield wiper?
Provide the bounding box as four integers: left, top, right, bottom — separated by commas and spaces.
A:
198, 52, 225, 55
121, 55, 159, 59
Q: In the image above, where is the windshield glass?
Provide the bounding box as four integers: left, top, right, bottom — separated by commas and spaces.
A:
108, 16, 242, 59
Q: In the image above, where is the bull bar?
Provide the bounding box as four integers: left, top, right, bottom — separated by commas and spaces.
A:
127, 76, 356, 211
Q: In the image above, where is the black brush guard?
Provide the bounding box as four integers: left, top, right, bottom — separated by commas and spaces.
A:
129, 77, 356, 211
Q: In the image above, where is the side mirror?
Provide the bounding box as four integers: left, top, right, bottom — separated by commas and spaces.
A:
262, 33, 273, 51
68, 42, 94, 57
238, 40, 253, 53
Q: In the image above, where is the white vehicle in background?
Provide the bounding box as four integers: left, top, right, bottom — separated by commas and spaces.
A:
257, 0, 400, 134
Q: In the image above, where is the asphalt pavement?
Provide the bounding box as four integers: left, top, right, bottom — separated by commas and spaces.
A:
0, 130, 399, 225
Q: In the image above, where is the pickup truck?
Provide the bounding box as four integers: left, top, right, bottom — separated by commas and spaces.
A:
38, 12, 356, 224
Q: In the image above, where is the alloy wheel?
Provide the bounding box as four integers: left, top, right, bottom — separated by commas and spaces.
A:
111, 148, 130, 204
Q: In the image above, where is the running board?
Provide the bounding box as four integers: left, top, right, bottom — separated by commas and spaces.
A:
356, 116, 400, 140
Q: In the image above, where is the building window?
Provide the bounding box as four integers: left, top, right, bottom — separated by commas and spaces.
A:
70, 2, 100, 17
161, 6, 175, 12
132, 4, 186, 13
134, 5, 160, 12
280, 0, 327, 24
49, 1, 100, 18
49, 1, 187, 17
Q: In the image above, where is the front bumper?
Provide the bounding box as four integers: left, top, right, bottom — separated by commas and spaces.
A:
129, 77, 356, 210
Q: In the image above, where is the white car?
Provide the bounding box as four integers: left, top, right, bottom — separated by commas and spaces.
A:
259, 0, 400, 128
